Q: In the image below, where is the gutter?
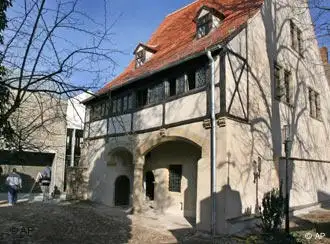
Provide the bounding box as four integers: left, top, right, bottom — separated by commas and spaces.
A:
206, 44, 221, 237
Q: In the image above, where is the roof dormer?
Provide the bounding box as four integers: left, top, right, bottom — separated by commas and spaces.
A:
134, 43, 157, 68
194, 6, 225, 39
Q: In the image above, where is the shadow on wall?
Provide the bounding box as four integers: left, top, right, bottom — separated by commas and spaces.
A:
183, 161, 198, 227
317, 191, 330, 210
198, 184, 242, 234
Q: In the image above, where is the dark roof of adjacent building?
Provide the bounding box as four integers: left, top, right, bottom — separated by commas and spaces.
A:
98, 0, 264, 96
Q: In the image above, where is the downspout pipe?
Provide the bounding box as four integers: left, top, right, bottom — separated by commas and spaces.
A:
206, 49, 217, 237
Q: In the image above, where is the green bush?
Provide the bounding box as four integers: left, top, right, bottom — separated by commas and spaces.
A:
259, 185, 284, 233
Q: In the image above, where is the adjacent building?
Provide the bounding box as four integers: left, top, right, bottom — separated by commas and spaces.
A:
0, 91, 90, 197
81, 0, 330, 234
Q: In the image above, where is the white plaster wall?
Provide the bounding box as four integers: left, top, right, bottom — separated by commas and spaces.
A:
89, 119, 107, 137
215, 86, 221, 114
165, 92, 207, 124
224, 0, 330, 216
133, 105, 163, 131
108, 114, 131, 134
226, 28, 248, 119
66, 92, 92, 130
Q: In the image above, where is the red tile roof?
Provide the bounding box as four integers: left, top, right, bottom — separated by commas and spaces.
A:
98, 0, 264, 95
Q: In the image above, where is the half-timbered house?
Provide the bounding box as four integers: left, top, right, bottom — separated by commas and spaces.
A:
80, 0, 330, 234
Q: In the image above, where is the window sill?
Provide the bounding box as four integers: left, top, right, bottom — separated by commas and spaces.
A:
310, 115, 322, 122
89, 117, 107, 123
134, 86, 206, 112
166, 86, 206, 103
275, 98, 294, 108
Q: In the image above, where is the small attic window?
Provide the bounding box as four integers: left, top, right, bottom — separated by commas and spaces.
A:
135, 49, 146, 68
197, 13, 213, 39
195, 6, 225, 39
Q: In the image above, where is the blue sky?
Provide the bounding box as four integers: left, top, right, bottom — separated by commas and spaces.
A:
99, 1, 194, 78
5, 0, 330, 88
95, 0, 330, 81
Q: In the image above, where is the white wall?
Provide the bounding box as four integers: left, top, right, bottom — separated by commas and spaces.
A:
224, 0, 330, 216
165, 92, 207, 124
133, 105, 163, 131
108, 114, 131, 134
67, 92, 92, 130
89, 119, 107, 137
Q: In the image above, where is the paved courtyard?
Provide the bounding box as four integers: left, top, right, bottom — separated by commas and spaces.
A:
0, 200, 207, 244
0, 200, 329, 243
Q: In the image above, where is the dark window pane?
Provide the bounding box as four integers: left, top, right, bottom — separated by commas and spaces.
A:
196, 66, 207, 88
169, 78, 176, 96
164, 80, 170, 97
309, 89, 315, 117
137, 89, 148, 107
274, 64, 284, 100
155, 83, 164, 102
290, 21, 296, 50
316, 93, 321, 119
188, 71, 196, 90
297, 29, 303, 55
128, 94, 133, 110
117, 98, 122, 113
112, 99, 117, 114
148, 87, 154, 104
197, 13, 212, 38
176, 75, 185, 95
284, 70, 291, 104
123, 96, 128, 112
169, 165, 182, 192
66, 129, 73, 156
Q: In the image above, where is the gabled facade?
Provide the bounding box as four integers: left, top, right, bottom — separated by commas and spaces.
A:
81, 0, 330, 234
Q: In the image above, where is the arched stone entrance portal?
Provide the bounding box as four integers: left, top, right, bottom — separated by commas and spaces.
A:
114, 175, 130, 206
143, 140, 202, 223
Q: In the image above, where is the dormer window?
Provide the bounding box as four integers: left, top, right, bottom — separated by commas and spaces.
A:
197, 13, 212, 39
134, 43, 157, 68
195, 6, 225, 39
135, 50, 146, 68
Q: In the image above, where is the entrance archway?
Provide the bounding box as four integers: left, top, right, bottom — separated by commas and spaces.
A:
114, 175, 130, 206
143, 140, 201, 224
145, 171, 155, 200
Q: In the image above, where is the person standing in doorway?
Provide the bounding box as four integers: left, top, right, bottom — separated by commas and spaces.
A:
36, 165, 51, 201
5, 168, 22, 206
